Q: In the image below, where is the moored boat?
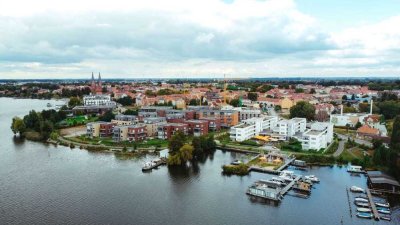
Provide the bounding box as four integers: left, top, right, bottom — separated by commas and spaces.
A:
375, 202, 390, 208
354, 201, 370, 208
357, 207, 371, 213
304, 175, 319, 183
350, 186, 364, 193
380, 216, 391, 221
356, 212, 373, 219
355, 197, 369, 203
377, 207, 391, 214
347, 165, 364, 173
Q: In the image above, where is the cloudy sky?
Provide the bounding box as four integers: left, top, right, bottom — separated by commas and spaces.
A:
1, 0, 400, 79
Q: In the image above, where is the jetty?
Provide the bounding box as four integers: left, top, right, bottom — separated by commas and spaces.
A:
142, 157, 167, 171
280, 176, 301, 196
277, 157, 296, 172
366, 188, 379, 221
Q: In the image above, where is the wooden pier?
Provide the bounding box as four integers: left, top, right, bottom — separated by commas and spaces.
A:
280, 176, 301, 196
277, 157, 296, 172
366, 188, 380, 221
248, 166, 280, 175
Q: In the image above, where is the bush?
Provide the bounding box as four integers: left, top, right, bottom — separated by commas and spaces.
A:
222, 164, 249, 176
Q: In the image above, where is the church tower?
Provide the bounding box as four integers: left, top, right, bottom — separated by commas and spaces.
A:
91, 72, 96, 94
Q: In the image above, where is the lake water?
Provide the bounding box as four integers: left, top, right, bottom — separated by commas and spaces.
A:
0, 98, 398, 225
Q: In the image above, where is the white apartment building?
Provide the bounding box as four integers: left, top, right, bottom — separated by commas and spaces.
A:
294, 122, 334, 151
229, 116, 278, 142
272, 118, 307, 138
83, 94, 115, 106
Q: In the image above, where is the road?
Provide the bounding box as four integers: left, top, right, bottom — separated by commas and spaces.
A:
335, 133, 373, 148
333, 140, 345, 157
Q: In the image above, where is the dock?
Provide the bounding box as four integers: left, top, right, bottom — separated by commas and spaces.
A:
366, 188, 379, 221
142, 157, 167, 171
280, 176, 301, 196
276, 157, 296, 172
248, 166, 280, 175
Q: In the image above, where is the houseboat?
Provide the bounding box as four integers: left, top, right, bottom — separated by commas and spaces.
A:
347, 165, 364, 173
246, 180, 283, 201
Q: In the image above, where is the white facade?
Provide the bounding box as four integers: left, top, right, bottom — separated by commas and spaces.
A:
272, 118, 307, 138
229, 116, 278, 142
83, 94, 115, 106
295, 122, 334, 151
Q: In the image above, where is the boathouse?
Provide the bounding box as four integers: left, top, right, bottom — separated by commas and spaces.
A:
366, 171, 400, 194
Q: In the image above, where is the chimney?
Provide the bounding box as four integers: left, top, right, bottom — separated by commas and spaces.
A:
341, 104, 343, 115
370, 99, 373, 115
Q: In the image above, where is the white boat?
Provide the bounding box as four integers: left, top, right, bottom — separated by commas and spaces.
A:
355, 197, 369, 203
377, 208, 391, 214
271, 177, 286, 186
356, 212, 373, 219
347, 165, 364, 173
279, 170, 296, 182
357, 207, 371, 213
142, 161, 157, 171
375, 202, 390, 208
350, 186, 364, 193
304, 175, 319, 183
355, 201, 370, 208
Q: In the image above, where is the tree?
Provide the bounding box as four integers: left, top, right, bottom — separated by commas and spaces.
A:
124, 109, 138, 115
68, 97, 81, 108
189, 99, 199, 106
168, 131, 186, 154
179, 144, 193, 163
274, 105, 281, 112
309, 88, 316, 94
355, 121, 362, 129
116, 96, 134, 106
315, 110, 329, 122
247, 92, 258, 101
192, 136, 202, 156
229, 99, 240, 107
391, 116, 400, 150
289, 101, 315, 121
11, 117, 26, 135
98, 110, 115, 122
342, 95, 348, 100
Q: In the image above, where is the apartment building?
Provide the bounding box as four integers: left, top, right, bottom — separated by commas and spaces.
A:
229, 116, 278, 142
86, 121, 114, 138
83, 94, 115, 106
157, 123, 188, 140
185, 120, 209, 136
111, 115, 138, 126
143, 117, 167, 137
196, 110, 239, 128
294, 122, 334, 150
112, 124, 147, 142
235, 108, 262, 121
272, 118, 307, 138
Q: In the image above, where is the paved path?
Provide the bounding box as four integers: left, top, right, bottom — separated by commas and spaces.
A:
335, 133, 372, 148
333, 140, 345, 157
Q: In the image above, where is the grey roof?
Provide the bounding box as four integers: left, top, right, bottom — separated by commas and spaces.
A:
367, 171, 400, 187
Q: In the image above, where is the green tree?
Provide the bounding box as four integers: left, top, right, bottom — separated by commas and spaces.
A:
229, 99, 240, 107
179, 144, 193, 163
98, 110, 115, 122
391, 116, 400, 150
295, 88, 304, 93
11, 117, 26, 135
247, 92, 258, 101
192, 136, 202, 156
310, 88, 316, 94
116, 96, 134, 106
168, 131, 186, 154
289, 101, 316, 121
68, 97, 81, 108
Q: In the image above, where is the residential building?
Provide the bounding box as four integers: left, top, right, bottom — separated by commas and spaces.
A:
157, 123, 188, 140
86, 121, 114, 138
83, 94, 115, 107
294, 122, 334, 150
229, 116, 278, 142
185, 120, 209, 136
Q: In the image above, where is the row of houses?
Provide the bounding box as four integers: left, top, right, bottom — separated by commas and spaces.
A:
229, 116, 333, 151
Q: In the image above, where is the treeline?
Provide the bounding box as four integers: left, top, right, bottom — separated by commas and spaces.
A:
167, 131, 216, 166
11, 109, 66, 141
